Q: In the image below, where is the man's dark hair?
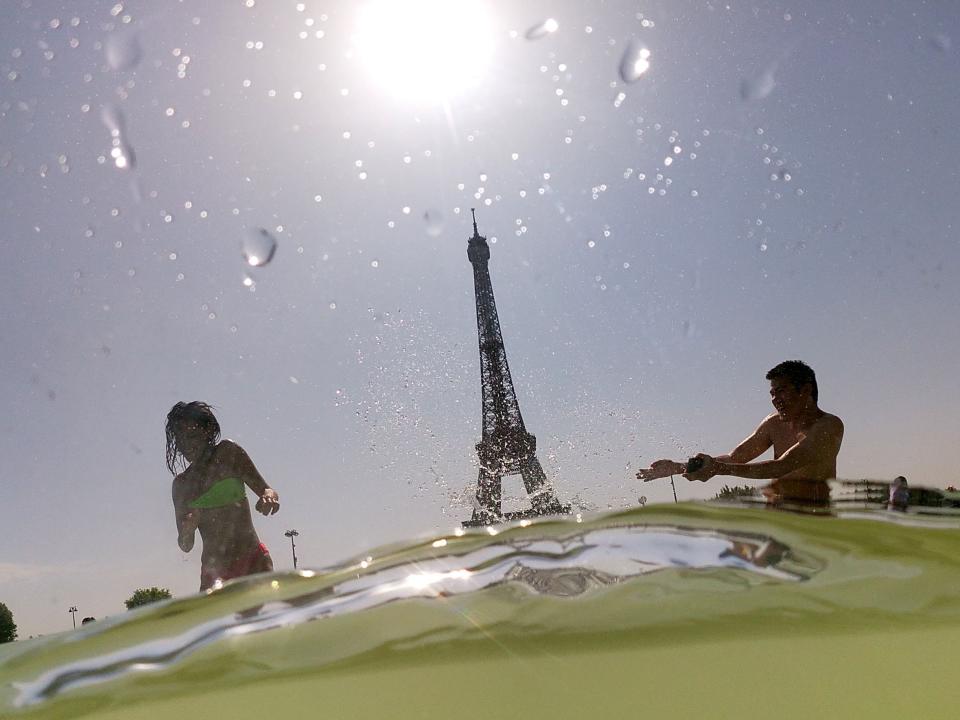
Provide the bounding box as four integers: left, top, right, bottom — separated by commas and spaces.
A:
165, 401, 221, 474
766, 360, 818, 402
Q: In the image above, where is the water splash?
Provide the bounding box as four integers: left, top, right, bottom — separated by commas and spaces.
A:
242, 228, 278, 267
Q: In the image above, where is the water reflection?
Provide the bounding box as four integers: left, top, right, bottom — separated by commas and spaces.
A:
8, 518, 817, 707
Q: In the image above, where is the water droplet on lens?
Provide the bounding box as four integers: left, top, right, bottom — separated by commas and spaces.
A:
618, 41, 651, 83
101, 104, 136, 170
242, 227, 278, 267
105, 30, 142, 71
526, 18, 559, 40
930, 33, 952, 53
740, 66, 776, 101
424, 209, 444, 237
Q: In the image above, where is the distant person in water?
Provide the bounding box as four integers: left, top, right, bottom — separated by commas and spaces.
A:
166, 402, 280, 591
888, 476, 910, 511
636, 361, 844, 506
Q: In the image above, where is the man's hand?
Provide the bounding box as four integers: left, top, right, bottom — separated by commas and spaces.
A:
636, 459, 686, 482
255, 488, 280, 516
684, 453, 718, 482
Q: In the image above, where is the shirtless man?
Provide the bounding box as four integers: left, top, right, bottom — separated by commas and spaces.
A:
166, 402, 280, 590
636, 361, 844, 505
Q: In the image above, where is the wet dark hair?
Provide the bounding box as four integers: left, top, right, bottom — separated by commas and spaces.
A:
766, 360, 818, 402
165, 401, 221, 475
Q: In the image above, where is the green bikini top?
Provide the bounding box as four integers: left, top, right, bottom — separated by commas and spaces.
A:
189, 477, 247, 509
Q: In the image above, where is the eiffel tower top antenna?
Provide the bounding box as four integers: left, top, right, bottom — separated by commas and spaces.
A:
471, 207, 479, 238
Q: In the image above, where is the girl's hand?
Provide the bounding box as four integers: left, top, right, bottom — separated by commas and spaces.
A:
181, 511, 200, 531
256, 488, 280, 516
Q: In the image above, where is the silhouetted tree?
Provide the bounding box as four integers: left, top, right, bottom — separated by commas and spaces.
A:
0, 602, 17, 643
124, 587, 172, 610
712, 484, 759, 501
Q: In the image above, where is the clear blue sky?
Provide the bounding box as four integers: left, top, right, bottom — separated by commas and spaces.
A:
2, 0, 958, 637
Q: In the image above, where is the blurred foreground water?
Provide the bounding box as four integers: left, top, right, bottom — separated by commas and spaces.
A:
2, 502, 959, 719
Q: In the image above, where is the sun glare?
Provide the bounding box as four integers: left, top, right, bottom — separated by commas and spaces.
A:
355, 0, 495, 103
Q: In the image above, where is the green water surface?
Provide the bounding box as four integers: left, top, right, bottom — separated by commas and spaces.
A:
2, 504, 958, 719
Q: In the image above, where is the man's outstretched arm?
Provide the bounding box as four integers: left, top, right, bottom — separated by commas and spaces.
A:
687, 419, 839, 481
637, 418, 772, 481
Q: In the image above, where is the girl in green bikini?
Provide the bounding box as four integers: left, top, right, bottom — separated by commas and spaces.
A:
166, 402, 281, 591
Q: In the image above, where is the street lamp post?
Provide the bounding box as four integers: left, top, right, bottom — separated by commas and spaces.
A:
68, 606, 78, 629
284, 529, 299, 569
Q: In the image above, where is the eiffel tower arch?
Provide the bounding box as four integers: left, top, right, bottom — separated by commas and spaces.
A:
463, 210, 569, 527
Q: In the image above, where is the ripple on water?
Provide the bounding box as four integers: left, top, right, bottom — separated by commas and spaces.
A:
2, 503, 959, 718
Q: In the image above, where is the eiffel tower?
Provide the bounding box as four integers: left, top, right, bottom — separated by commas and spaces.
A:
463, 210, 569, 527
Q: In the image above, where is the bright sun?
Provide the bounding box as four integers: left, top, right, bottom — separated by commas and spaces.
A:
355, 0, 495, 103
